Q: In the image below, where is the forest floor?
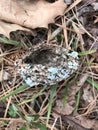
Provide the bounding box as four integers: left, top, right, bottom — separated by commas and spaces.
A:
0, 0, 98, 130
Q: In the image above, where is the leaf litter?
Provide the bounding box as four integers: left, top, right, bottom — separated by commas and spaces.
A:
0, 0, 98, 130
0, 0, 67, 38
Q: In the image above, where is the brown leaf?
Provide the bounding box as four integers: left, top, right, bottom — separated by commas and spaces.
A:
67, 73, 88, 106
92, 2, 98, 11
0, 70, 10, 82
0, 0, 67, 29
0, 21, 30, 38
62, 115, 95, 130
75, 116, 95, 129
82, 85, 94, 106
53, 99, 74, 116
52, 111, 94, 130
92, 120, 98, 130
5, 120, 26, 130
94, 16, 98, 23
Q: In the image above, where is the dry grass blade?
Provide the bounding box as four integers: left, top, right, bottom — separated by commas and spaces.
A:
64, 0, 82, 14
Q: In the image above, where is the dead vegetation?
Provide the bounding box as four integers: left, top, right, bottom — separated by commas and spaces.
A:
0, 0, 98, 130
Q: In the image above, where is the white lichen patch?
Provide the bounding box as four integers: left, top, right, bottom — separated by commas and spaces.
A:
16, 44, 79, 87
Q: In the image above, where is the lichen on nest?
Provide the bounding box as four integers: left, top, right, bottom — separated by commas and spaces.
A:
16, 44, 79, 87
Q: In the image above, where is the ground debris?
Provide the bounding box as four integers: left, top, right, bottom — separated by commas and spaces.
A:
16, 44, 79, 87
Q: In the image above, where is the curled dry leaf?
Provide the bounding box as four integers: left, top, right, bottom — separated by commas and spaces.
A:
0, 21, 30, 38
0, 0, 67, 29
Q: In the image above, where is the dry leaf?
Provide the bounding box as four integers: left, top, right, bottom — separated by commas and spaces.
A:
0, 0, 67, 29
53, 99, 74, 116
94, 17, 98, 23
0, 70, 10, 82
82, 85, 94, 105
5, 120, 26, 130
0, 21, 30, 38
92, 2, 98, 10
63, 116, 95, 130
92, 120, 98, 130
75, 116, 95, 129
67, 73, 88, 106
52, 112, 95, 130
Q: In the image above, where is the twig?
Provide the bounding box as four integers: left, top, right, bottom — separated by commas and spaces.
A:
49, 0, 82, 40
